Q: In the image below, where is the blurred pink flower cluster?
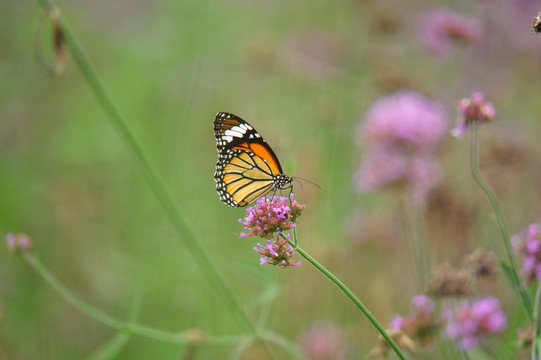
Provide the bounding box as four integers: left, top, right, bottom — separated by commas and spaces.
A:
390, 294, 439, 345
452, 92, 496, 137
299, 322, 346, 360
353, 90, 448, 204
442, 297, 507, 350
390, 294, 507, 351
512, 223, 541, 282
419, 8, 483, 55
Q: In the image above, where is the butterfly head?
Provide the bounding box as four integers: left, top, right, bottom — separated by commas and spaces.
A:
273, 174, 293, 191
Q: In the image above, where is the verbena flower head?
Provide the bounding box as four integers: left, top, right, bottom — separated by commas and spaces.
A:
419, 8, 483, 55
360, 91, 448, 152
6, 233, 33, 253
354, 90, 447, 205
254, 232, 300, 268
390, 294, 440, 346
299, 322, 346, 360
452, 92, 495, 137
353, 148, 443, 203
239, 193, 305, 239
442, 297, 507, 350
512, 223, 541, 283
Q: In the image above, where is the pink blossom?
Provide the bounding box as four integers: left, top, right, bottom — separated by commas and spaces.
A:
452, 92, 495, 137
419, 8, 483, 55
354, 91, 447, 204
254, 232, 301, 268
389, 294, 440, 346
443, 297, 507, 350
239, 194, 304, 239
360, 91, 448, 152
512, 223, 541, 282
299, 323, 345, 360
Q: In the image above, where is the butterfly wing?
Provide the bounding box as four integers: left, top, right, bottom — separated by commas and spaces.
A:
214, 112, 288, 207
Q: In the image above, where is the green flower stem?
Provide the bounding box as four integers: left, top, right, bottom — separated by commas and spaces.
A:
469, 123, 533, 319
399, 198, 429, 292
33, 1, 290, 357
287, 238, 407, 359
21, 251, 300, 356
85, 296, 141, 360
533, 284, 541, 359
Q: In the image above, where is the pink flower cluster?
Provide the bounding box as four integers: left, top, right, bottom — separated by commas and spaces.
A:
442, 297, 507, 350
6, 233, 33, 253
452, 92, 496, 137
299, 322, 346, 360
512, 223, 541, 282
354, 91, 448, 204
419, 8, 483, 55
390, 295, 439, 345
239, 194, 304, 239
240, 194, 304, 268
254, 232, 300, 269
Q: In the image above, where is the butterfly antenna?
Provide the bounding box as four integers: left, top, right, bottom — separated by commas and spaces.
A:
293, 176, 321, 190
293, 177, 304, 189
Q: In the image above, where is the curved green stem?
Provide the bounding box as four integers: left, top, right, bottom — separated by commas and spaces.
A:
35, 0, 266, 340
469, 123, 532, 319
21, 251, 300, 356
288, 239, 407, 359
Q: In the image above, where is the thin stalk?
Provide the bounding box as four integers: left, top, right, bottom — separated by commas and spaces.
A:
469, 123, 533, 319
33, 0, 275, 352
398, 198, 427, 292
85, 297, 140, 360
21, 251, 301, 356
286, 234, 407, 359
533, 284, 541, 360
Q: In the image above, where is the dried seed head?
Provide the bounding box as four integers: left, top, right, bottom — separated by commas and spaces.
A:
427, 262, 471, 297
368, 329, 416, 359
464, 248, 499, 279
533, 12, 541, 34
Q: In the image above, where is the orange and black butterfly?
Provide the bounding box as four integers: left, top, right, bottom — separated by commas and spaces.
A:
214, 112, 293, 207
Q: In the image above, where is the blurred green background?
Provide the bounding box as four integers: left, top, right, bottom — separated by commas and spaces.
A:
2, 0, 541, 359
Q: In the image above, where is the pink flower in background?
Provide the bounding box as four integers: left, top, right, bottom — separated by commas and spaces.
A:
452, 92, 496, 137
361, 91, 448, 152
6, 233, 33, 253
353, 147, 409, 192
354, 90, 447, 204
442, 297, 507, 350
390, 294, 440, 346
512, 223, 541, 282
299, 322, 346, 360
353, 149, 443, 199
419, 8, 483, 55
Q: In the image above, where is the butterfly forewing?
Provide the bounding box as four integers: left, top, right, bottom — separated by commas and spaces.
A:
213, 112, 292, 207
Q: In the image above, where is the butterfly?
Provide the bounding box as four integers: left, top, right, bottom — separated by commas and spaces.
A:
214, 112, 293, 207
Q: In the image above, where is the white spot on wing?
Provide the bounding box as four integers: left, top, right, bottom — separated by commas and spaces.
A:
224, 129, 244, 138
230, 125, 247, 134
